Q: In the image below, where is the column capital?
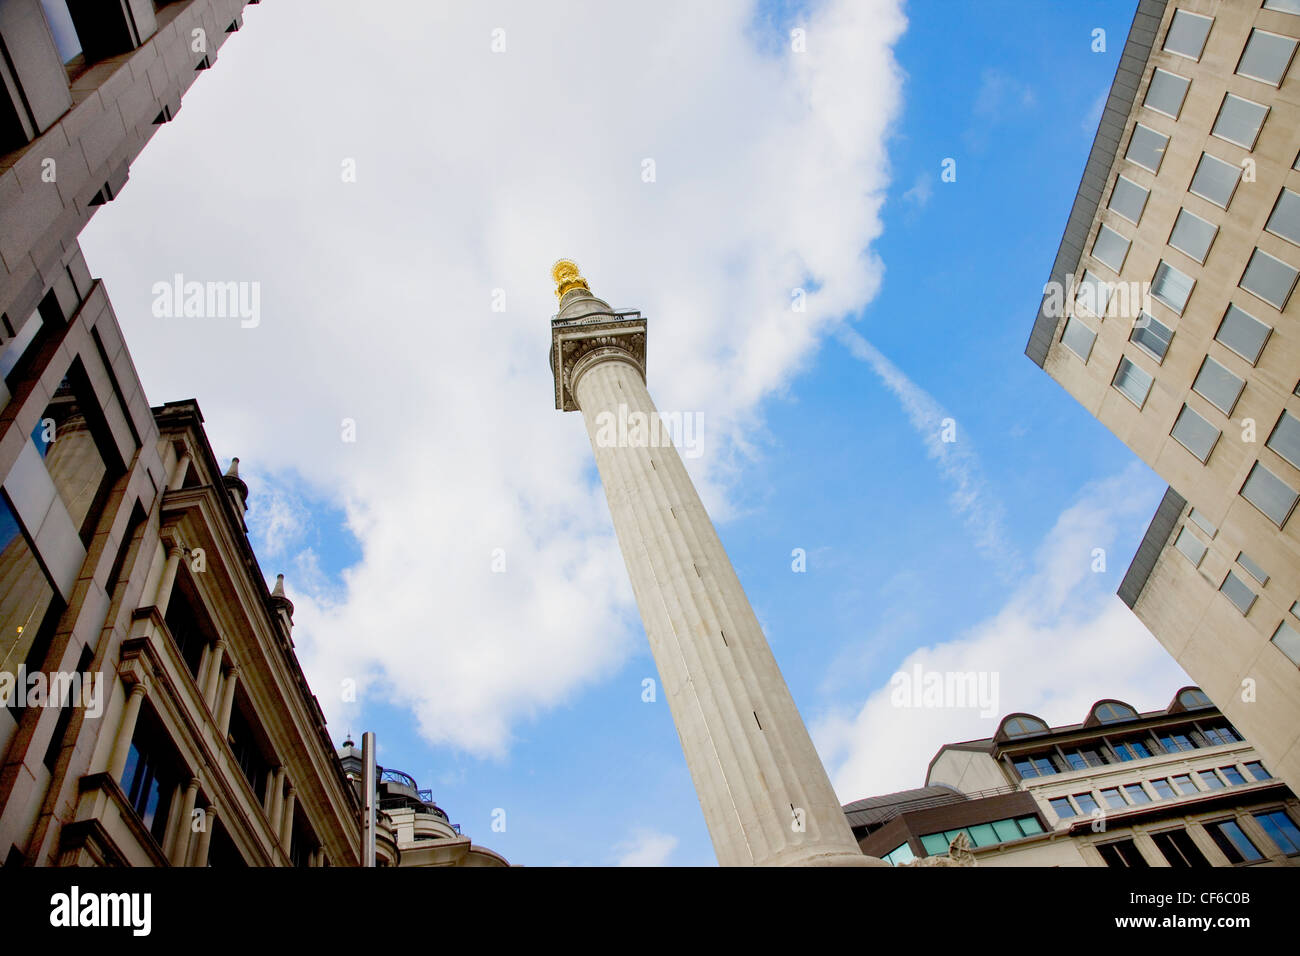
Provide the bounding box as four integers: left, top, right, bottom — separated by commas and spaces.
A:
549, 300, 646, 412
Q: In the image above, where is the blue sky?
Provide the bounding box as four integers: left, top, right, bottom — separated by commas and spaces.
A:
79, 0, 1195, 866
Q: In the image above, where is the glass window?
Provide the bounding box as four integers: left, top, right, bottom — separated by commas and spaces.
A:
1112, 357, 1153, 408
1180, 688, 1212, 709
1017, 816, 1044, 836
1163, 9, 1213, 60
1151, 778, 1176, 799
1095, 701, 1138, 723
0, 308, 45, 382
1127, 123, 1169, 173
1189, 152, 1241, 208
1266, 188, 1300, 246
1219, 766, 1246, 786
1271, 619, 1300, 666
1236, 551, 1269, 586
991, 818, 1022, 842
1191, 356, 1245, 415
1235, 29, 1297, 86
1076, 269, 1112, 316
1061, 316, 1096, 361
1175, 527, 1207, 566
1212, 93, 1269, 150
1188, 508, 1217, 536
1199, 770, 1226, 790
1050, 797, 1076, 819
1153, 829, 1210, 868
1064, 748, 1105, 770
1263, 0, 1300, 13
1240, 247, 1299, 309
1097, 839, 1150, 868
1213, 303, 1271, 364
967, 822, 999, 848
1151, 260, 1194, 313
1172, 774, 1199, 795
1115, 740, 1153, 761
1240, 461, 1299, 527
1014, 756, 1057, 778
1266, 410, 1300, 469
1092, 224, 1131, 273
1162, 733, 1196, 753
1171, 404, 1220, 463
1144, 68, 1190, 117
1169, 208, 1218, 263
1206, 819, 1263, 863
1101, 787, 1127, 809
1203, 725, 1239, 746
38, 0, 81, 64
1254, 811, 1300, 855
1003, 715, 1048, 737
1074, 792, 1101, 815
1220, 570, 1257, 615
1130, 312, 1172, 362
882, 842, 916, 866
1245, 761, 1271, 781
1124, 784, 1152, 805
1109, 175, 1149, 224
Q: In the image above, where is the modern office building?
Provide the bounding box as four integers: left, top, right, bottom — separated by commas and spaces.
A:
1025, 0, 1300, 796
847, 689, 1300, 867
336, 738, 508, 867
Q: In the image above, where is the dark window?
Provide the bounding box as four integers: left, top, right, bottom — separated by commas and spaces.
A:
1153, 829, 1210, 868
1151, 778, 1176, 799
1160, 733, 1195, 753
1245, 761, 1272, 781
1114, 740, 1153, 761
1219, 765, 1246, 786
42, 645, 93, 770
1101, 787, 1127, 809
1050, 797, 1076, 819
1253, 811, 1300, 855
1202, 725, 1240, 746
120, 713, 179, 846
1097, 839, 1149, 868
1013, 755, 1058, 779
226, 703, 271, 799
1205, 820, 1263, 864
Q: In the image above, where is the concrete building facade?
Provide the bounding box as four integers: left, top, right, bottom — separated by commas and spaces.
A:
1025, 0, 1300, 796
849, 689, 1300, 867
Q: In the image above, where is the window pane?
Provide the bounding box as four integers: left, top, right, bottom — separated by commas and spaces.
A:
1175, 527, 1207, 566
1145, 68, 1190, 117
967, 823, 999, 848
1061, 316, 1096, 361
991, 818, 1022, 841
1189, 152, 1241, 208
1092, 224, 1130, 272
1112, 357, 1153, 407
1192, 356, 1245, 415
1076, 269, 1112, 316
1245, 761, 1271, 781
1101, 788, 1127, 809
1212, 94, 1269, 149
1267, 411, 1300, 470
1173, 774, 1198, 794
1127, 123, 1169, 172
1236, 29, 1297, 86
920, 833, 949, 856
1255, 811, 1300, 854
1017, 816, 1044, 835
1152, 778, 1176, 799
1130, 312, 1172, 361
1152, 260, 1194, 313
1220, 570, 1257, 615
1214, 303, 1271, 364
1075, 793, 1100, 814
1266, 188, 1300, 246
1050, 797, 1076, 819
1240, 461, 1299, 527
1236, 551, 1269, 586
1219, 766, 1246, 786
1171, 404, 1220, 462
1272, 619, 1300, 666
1240, 248, 1299, 309
1169, 208, 1218, 263
1208, 820, 1263, 863
1163, 9, 1213, 60
1188, 508, 1217, 536
38, 0, 81, 64
1200, 770, 1226, 790
1125, 784, 1152, 804
1109, 175, 1149, 224
1263, 0, 1300, 13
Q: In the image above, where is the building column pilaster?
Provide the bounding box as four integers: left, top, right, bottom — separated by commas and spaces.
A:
201, 639, 226, 711
280, 786, 296, 853
108, 682, 148, 780
190, 805, 216, 867
169, 777, 200, 865
155, 544, 184, 615
216, 665, 239, 736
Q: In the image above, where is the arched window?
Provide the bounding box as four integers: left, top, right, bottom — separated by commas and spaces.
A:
1178, 688, 1212, 709
1094, 701, 1138, 724
1002, 715, 1049, 738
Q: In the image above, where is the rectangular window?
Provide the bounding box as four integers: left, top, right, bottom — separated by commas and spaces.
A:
881, 842, 915, 866
1245, 761, 1272, 781
1220, 571, 1257, 615
1151, 260, 1194, 313
1076, 269, 1112, 317
1235, 29, 1297, 87
1191, 356, 1245, 416
1112, 357, 1153, 408
1127, 123, 1169, 173
1101, 787, 1127, 809
1174, 527, 1207, 567
1263, 0, 1300, 13
1144, 68, 1190, 118
1169, 208, 1218, 264
1199, 770, 1226, 790
1130, 312, 1173, 362
1203, 725, 1239, 746
1254, 811, 1300, 855
1240, 247, 1299, 309
1266, 188, 1300, 246
1064, 748, 1105, 770
1124, 783, 1152, 805
1109, 175, 1150, 224
1061, 316, 1096, 361
1151, 778, 1176, 799
1213, 303, 1271, 364
1153, 829, 1210, 868
1172, 774, 1198, 795
1219, 765, 1246, 786
1235, 551, 1269, 586
1091, 224, 1131, 273
1212, 93, 1269, 150
1189, 152, 1241, 208
1074, 792, 1100, 815
1240, 461, 1299, 527
1050, 797, 1076, 819
1272, 619, 1300, 666
1163, 9, 1212, 60
1188, 508, 1217, 536
1162, 733, 1195, 753
1205, 819, 1263, 863
1013, 756, 1057, 779
1097, 839, 1150, 868
1171, 404, 1220, 462
1266, 410, 1300, 469
1113, 740, 1153, 761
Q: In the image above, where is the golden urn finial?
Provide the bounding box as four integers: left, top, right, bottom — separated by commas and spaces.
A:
552, 259, 591, 299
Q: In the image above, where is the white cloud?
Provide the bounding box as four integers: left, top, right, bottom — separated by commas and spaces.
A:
614, 828, 679, 867
816, 462, 1192, 801
902, 171, 933, 208
80, 0, 908, 756
838, 328, 1021, 574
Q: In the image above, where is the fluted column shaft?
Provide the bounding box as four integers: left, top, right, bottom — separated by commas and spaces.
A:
109, 683, 147, 780
155, 545, 183, 615
572, 357, 873, 867
170, 778, 200, 865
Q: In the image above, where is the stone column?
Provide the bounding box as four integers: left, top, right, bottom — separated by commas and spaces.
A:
108, 682, 148, 780
190, 806, 216, 867
201, 639, 225, 711
267, 766, 285, 833
168, 453, 191, 491
550, 265, 879, 868
155, 544, 184, 614
170, 778, 200, 865
280, 786, 296, 853
216, 666, 239, 736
